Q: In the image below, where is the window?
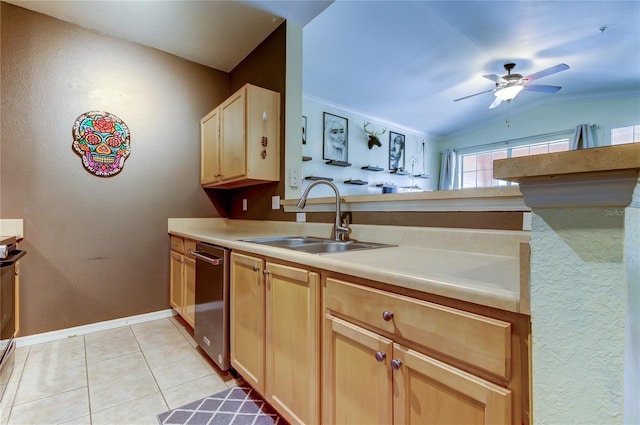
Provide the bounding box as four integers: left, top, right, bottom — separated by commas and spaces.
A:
611, 125, 640, 145
458, 139, 570, 189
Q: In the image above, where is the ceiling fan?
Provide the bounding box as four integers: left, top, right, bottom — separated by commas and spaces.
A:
454, 62, 570, 109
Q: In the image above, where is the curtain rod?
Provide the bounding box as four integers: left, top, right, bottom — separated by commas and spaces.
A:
442, 124, 598, 154
446, 128, 574, 154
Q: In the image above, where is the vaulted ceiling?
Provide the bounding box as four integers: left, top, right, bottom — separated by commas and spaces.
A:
7, 0, 639, 138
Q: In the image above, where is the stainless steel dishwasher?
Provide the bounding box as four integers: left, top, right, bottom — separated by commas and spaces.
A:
192, 242, 230, 370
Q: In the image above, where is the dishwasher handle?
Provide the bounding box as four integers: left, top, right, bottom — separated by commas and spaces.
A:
191, 251, 224, 266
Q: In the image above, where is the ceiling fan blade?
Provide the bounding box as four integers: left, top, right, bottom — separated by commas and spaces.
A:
453, 88, 495, 102
523, 84, 562, 93
489, 97, 503, 109
483, 73, 506, 83
524, 63, 569, 81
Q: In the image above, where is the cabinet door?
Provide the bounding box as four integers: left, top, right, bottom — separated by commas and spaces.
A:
169, 251, 183, 313
219, 88, 246, 181
230, 252, 264, 392
200, 108, 220, 185
265, 262, 319, 425
323, 315, 393, 425
393, 344, 512, 425
183, 257, 196, 328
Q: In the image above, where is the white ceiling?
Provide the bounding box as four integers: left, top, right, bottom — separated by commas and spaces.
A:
7, 0, 639, 138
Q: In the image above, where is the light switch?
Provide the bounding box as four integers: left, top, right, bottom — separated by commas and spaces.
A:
289, 168, 300, 187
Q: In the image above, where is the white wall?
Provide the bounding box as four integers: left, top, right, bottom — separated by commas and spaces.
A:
624, 192, 640, 424
530, 207, 628, 424
299, 97, 438, 198
438, 96, 640, 153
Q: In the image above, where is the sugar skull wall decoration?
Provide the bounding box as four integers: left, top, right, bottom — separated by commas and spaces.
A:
72, 111, 131, 177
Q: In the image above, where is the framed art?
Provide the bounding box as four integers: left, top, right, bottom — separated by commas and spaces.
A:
302, 115, 307, 144
389, 131, 405, 170
323, 112, 348, 162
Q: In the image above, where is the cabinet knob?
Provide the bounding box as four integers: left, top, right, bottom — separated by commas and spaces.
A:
391, 359, 402, 371
252, 266, 260, 272
375, 351, 386, 362
382, 311, 394, 321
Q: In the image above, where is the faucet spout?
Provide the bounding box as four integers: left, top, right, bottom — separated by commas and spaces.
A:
296, 179, 351, 241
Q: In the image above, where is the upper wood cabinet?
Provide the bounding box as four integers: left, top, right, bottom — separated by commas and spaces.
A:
201, 84, 280, 188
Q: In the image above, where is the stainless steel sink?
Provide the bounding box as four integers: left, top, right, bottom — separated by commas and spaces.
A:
241, 236, 328, 248
289, 239, 394, 254
242, 236, 395, 255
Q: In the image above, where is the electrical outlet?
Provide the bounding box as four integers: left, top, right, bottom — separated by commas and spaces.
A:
296, 212, 306, 222
271, 195, 280, 210
242, 199, 248, 211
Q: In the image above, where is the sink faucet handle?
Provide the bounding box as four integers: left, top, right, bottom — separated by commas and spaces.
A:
336, 225, 352, 241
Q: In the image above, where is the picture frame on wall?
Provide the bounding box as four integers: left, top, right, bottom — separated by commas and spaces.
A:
302, 115, 307, 145
323, 112, 348, 162
389, 131, 405, 170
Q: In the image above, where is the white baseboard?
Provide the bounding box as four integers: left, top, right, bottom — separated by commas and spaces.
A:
15, 309, 177, 347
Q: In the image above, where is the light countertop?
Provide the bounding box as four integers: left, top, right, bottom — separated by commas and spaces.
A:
169, 218, 531, 314
0, 219, 24, 240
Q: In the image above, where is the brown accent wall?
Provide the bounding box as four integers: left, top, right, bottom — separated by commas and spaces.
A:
224, 23, 294, 222
0, 3, 229, 335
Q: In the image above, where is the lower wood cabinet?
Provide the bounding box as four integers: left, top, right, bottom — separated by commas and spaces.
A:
230, 252, 320, 425
169, 236, 195, 327
224, 251, 530, 425
229, 252, 264, 391
324, 315, 510, 424
323, 276, 528, 425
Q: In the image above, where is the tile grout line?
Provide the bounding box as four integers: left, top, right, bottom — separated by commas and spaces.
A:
6, 318, 225, 424
84, 334, 94, 425
5, 345, 30, 424
133, 322, 172, 417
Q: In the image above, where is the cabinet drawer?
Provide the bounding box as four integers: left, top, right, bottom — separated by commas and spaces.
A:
184, 239, 196, 259
324, 278, 511, 379
170, 236, 184, 254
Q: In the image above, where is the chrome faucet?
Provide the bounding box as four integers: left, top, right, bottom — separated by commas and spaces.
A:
296, 179, 351, 241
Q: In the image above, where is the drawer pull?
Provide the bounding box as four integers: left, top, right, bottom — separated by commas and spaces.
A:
375, 351, 386, 362
382, 311, 394, 321
391, 359, 402, 371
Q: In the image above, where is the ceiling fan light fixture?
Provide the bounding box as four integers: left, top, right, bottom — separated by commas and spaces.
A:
495, 85, 524, 101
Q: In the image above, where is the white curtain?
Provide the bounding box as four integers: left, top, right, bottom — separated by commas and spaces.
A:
569, 124, 596, 150
438, 148, 457, 190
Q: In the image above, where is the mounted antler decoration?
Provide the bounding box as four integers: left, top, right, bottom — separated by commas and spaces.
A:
363, 122, 386, 149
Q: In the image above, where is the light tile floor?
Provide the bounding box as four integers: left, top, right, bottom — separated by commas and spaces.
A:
0, 316, 238, 424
